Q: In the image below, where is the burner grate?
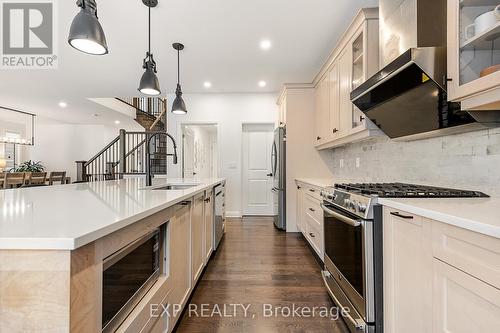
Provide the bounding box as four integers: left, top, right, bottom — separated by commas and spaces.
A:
334, 183, 489, 198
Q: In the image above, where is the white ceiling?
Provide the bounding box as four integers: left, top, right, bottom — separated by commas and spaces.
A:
0, 0, 378, 124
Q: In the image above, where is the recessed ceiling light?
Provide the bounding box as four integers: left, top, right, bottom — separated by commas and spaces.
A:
258, 80, 267, 87
204, 81, 212, 88
260, 39, 272, 50
58, 101, 67, 108
114, 120, 120, 125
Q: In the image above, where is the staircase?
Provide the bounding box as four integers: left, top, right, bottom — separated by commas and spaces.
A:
76, 97, 172, 182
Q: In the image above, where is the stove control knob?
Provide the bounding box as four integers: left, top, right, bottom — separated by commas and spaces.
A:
358, 204, 367, 213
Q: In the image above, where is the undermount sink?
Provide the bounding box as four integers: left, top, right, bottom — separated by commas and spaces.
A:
152, 184, 200, 191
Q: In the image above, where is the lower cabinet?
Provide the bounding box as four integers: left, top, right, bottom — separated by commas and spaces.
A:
204, 190, 214, 262
191, 193, 205, 285
169, 201, 192, 326
432, 259, 500, 333
383, 208, 433, 333
383, 206, 500, 333
296, 182, 324, 260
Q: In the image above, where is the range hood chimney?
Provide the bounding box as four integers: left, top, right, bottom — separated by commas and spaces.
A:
351, 0, 498, 140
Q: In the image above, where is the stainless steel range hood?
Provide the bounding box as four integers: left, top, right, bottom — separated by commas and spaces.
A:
350, 0, 496, 140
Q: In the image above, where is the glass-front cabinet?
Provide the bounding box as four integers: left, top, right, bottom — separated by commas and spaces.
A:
448, 0, 500, 109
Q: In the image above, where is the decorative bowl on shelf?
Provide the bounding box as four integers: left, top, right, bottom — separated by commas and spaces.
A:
480, 64, 500, 78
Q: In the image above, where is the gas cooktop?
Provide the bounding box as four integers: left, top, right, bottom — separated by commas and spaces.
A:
334, 183, 489, 198
321, 183, 489, 220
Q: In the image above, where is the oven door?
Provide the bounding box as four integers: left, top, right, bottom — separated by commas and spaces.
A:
321, 202, 374, 324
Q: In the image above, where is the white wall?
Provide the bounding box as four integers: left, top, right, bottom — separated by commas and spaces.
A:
167, 93, 278, 217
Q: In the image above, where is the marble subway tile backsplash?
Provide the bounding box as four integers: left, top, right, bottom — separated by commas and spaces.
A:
326, 127, 500, 197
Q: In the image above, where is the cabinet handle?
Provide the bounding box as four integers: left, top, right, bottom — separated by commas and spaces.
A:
309, 189, 316, 193
359, 116, 365, 122
179, 201, 191, 206
204, 197, 211, 203
309, 233, 315, 238
390, 211, 414, 219
332, 128, 338, 134
316, 136, 321, 141
309, 208, 315, 212
297, 185, 301, 190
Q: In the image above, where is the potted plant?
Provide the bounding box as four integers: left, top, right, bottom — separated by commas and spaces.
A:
14, 160, 45, 173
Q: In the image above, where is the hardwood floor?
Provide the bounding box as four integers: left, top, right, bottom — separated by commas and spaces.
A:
175, 217, 350, 333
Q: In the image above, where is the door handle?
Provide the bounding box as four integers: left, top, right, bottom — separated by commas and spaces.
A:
267, 173, 273, 177
320, 204, 362, 227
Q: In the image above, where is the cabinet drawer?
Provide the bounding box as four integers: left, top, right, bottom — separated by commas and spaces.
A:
306, 213, 323, 259
431, 220, 500, 289
433, 259, 500, 333
304, 194, 323, 224
304, 186, 322, 202
386, 209, 423, 226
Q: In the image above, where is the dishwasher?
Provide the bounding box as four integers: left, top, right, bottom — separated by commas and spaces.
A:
213, 182, 225, 250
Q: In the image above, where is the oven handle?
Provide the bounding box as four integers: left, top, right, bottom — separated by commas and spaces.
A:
321, 203, 361, 227
322, 271, 366, 331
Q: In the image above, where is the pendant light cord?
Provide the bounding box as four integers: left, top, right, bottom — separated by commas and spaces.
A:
177, 49, 180, 84
148, 4, 151, 56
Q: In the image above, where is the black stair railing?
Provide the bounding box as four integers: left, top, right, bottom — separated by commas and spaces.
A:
76, 130, 172, 182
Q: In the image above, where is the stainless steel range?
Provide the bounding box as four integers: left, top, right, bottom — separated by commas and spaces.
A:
320, 183, 488, 333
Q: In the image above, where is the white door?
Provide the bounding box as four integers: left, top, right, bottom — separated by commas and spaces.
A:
183, 129, 195, 178
242, 124, 275, 216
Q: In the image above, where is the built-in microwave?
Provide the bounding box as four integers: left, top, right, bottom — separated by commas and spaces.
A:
102, 226, 165, 332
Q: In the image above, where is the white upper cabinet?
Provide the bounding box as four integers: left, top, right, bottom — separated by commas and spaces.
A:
313, 8, 382, 150
448, 0, 500, 110
314, 74, 331, 144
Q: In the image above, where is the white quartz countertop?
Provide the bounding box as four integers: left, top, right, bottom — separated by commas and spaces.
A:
379, 197, 500, 239
0, 178, 225, 250
295, 178, 333, 189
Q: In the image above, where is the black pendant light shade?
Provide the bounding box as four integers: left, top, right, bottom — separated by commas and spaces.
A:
68, 0, 108, 55
138, 0, 161, 96
139, 55, 161, 96
172, 83, 187, 114
172, 43, 187, 115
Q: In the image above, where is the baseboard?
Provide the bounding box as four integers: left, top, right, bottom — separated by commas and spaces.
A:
225, 211, 242, 218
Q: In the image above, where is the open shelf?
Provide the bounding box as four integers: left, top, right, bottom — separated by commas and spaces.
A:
461, 21, 500, 50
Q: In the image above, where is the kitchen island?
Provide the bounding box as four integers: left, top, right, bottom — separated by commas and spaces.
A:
0, 177, 225, 333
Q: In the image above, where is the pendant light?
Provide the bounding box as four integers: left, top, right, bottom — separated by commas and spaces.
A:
68, 0, 108, 55
172, 43, 187, 115
138, 0, 161, 96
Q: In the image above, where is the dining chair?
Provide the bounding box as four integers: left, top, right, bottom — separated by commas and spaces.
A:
48, 171, 66, 185
27, 172, 47, 186
3, 172, 26, 189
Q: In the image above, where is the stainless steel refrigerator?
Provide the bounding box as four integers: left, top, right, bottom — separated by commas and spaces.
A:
271, 127, 286, 230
